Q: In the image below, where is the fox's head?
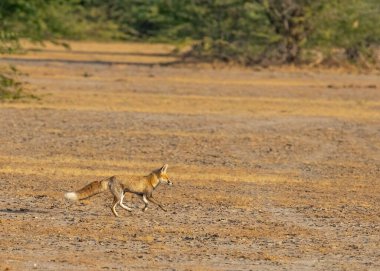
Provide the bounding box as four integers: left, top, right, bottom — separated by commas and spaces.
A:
157, 164, 173, 186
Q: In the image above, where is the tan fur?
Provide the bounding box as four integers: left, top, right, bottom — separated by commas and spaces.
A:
69, 178, 110, 200
64, 164, 172, 217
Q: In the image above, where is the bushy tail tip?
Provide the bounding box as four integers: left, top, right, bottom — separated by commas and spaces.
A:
64, 192, 78, 201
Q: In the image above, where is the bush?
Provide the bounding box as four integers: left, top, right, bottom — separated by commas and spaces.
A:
0, 0, 379, 68
0, 66, 38, 101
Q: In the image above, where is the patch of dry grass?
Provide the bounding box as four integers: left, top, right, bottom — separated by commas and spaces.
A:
0, 41, 379, 270
2, 90, 379, 120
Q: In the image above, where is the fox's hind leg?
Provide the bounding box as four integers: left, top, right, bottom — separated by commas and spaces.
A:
119, 193, 132, 212
111, 196, 120, 217
109, 179, 123, 217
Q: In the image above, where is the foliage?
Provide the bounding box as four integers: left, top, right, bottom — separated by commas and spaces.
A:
310, 0, 380, 65
86, 0, 378, 66
0, 0, 379, 67
0, 0, 81, 100
175, 0, 379, 65
0, 66, 38, 100
182, 1, 272, 64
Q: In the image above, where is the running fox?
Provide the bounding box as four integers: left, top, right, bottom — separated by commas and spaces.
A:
64, 164, 172, 217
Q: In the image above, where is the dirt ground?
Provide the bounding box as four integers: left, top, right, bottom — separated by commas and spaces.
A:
0, 41, 379, 270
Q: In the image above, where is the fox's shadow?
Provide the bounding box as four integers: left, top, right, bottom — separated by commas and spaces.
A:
0, 208, 48, 214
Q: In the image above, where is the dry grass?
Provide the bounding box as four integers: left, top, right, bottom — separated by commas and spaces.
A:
0, 41, 379, 270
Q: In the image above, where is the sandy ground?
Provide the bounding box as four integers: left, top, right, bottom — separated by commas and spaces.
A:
0, 41, 379, 270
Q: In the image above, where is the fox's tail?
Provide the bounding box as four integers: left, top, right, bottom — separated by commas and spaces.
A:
64, 178, 111, 201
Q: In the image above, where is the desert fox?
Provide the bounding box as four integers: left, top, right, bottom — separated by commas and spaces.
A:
64, 164, 172, 217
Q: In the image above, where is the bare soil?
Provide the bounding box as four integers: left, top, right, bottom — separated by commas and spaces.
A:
0, 41, 379, 270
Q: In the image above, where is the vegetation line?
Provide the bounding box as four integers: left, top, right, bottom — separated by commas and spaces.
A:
1, 1, 379, 100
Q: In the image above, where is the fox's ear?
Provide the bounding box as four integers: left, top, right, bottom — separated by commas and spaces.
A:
161, 164, 168, 173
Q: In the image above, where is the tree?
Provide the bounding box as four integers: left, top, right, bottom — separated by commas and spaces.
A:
311, 0, 380, 65
0, 0, 80, 100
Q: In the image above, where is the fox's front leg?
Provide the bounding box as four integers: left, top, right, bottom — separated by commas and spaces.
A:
142, 194, 149, 212
147, 195, 167, 212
